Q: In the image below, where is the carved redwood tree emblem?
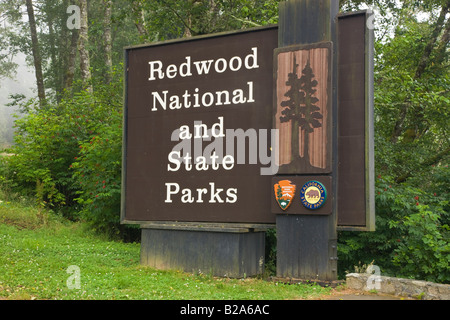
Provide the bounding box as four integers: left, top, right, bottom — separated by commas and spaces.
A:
274, 43, 332, 174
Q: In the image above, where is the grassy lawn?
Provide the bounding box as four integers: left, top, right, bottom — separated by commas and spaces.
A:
0, 198, 333, 300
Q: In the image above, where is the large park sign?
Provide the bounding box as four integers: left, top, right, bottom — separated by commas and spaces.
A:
121, 27, 278, 224
121, 0, 375, 281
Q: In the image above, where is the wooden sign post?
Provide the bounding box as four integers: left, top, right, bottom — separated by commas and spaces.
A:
274, 0, 339, 282
273, 0, 375, 282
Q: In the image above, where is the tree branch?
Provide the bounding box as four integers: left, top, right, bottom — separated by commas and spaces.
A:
160, 0, 199, 37
414, 1, 450, 79
229, 14, 261, 28
435, 17, 450, 66
395, 146, 450, 183
390, 1, 450, 143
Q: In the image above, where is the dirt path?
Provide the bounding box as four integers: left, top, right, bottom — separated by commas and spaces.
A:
318, 288, 417, 300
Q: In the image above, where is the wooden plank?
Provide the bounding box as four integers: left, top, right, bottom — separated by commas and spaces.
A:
278, 0, 334, 46
337, 11, 375, 231
138, 221, 275, 231
275, 0, 339, 282
141, 227, 265, 278
276, 215, 337, 281
274, 42, 332, 174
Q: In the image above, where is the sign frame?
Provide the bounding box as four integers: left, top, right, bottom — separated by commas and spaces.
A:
336, 10, 375, 232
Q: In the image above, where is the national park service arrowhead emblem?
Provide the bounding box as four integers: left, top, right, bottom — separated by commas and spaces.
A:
274, 180, 296, 211
300, 181, 327, 210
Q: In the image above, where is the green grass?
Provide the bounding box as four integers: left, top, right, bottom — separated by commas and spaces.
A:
0, 198, 333, 300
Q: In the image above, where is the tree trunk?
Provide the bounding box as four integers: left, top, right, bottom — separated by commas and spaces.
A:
25, 0, 46, 107
414, 2, 449, 79
46, 13, 62, 101
131, 0, 150, 41
103, 0, 113, 84
65, 29, 79, 90
183, 16, 193, 38
291, 121, 300, 162
435, 18, 450, 66
78, 0, 92, 92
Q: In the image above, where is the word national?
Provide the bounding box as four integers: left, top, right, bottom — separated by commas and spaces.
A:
150, 81, 254, 112
148, 47, 260, 112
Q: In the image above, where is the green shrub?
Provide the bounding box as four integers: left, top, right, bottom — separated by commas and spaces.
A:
2, 74, 128, 230
70, 108, 128, 238
338, 173, 449, 284
393, 204, 449, 283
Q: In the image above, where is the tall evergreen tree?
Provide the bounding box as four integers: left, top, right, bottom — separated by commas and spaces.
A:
280, 57, 322, 167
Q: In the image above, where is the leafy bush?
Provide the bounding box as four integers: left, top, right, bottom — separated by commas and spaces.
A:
6, 107, 78, 208
71, 107, 132, 238
338, 173, 449, 284
392, 205, 449, 283
1, 74, 136, 238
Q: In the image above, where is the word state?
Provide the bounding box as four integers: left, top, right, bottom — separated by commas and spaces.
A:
165, 117, 237, 204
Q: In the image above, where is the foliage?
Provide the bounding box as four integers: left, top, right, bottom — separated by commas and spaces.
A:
393, 205, 449, 283
129, 0, 280, 41
374, 15, 449, 182
338, 174, 449, 283
335, 0, 450, 284
70, 101, 132, 238
3, 71, 125, 223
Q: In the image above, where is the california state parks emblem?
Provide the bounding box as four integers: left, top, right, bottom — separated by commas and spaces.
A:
300, 181, 327, 210
274, 180, 296, 211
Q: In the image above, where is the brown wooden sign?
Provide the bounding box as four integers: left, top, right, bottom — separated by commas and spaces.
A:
121, 10, 374, 230
121, 27, 278, 224
274, 42, 333, 174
